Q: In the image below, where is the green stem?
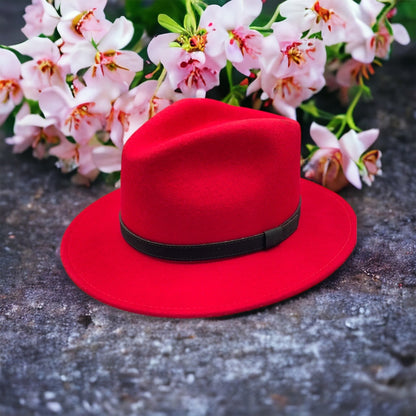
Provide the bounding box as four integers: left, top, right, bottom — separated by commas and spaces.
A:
156, 67, 167, 92
332, 87, 363, 138
185, 0, 197, 32
333, 116, 347, 138
264, 4, 281, 30
132, 39, 144, 53
345, 87, 363, 131
251, 4, 280, 31
226, 60, 233, 92
372, 0, 397, 32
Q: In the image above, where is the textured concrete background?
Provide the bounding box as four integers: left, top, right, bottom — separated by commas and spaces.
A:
1, 1, 416, 415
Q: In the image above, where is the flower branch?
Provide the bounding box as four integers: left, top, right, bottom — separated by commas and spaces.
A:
0, 0, 413, 190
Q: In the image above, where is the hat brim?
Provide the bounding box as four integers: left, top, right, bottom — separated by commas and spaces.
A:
61, 179, 356, 318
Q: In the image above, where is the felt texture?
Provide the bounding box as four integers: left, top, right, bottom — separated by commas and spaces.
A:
121, 99, 300, 244
61, 98, 357, 318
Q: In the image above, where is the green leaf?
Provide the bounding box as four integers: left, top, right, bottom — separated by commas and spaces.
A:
129, 71, 144, 89
125, 0, 186, 36
393, 0, 416, 40
306, 144, 316, 152
384, 17, 394, 36
184, 0, 197, 32
300, 100, 320, 118
104, 170, 121, 185
305, 144, 318, 154
300, 100, 335, 121
184, 13, 196, 32
25, 99, 41, 115
158, 14, 184, 34
125, 23, 145, 52
0, 45, 31, 63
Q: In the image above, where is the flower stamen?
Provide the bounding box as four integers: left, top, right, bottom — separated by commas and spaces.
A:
0, 79, 20, 103
65, 103, 95, 131
177, 29, 208, 53
313, 1, 333, 23
37, 59, 56, 77
72, 9, 97, 36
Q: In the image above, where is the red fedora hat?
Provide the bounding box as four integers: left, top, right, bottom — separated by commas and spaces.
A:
61, 98, 356, 318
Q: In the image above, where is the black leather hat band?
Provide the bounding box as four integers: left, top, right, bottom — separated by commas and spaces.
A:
120, 200, 301, 262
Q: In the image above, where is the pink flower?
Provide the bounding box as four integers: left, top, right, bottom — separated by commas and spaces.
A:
57, 0, 112, 45
91, 145, 122, 174
279, 0, 361, 46
268, 71, 325, 119
148, 33, 222, 98
200, 0, 263, 75
361, 149, 382, 186
336, 59, 376, 88
272, 20, 327, 74
345, 0, 410, 63
94, 80, 177, 174
304, 122, 380, 189
49, 136, 100, 183
247, 24, 326, 119
60, 17, 143, 86
0, 49, 23, 126
21, 0, 60, 38
175, 52, 222, 98
11, 37, 69, 100
39, 79, 122, 145
5, 103, 64, 159
107, 80, 172, 149
304, 147, 349, 191
226, 26, 263, 76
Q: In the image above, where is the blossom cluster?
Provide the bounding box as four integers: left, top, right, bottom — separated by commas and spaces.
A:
0, 0, 410, 189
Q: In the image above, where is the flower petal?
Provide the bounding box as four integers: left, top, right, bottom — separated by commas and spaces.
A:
99, 17, 134, 51
39, 86, 72, 120
310, 122, 340, 149
341, 153, 362, 189
0, 49, 21, 79
392, 23, 410, 46
357, 128, 379, 151
339, 128, 379, 162
147, 33, 178, 65
92, 145, 122, 173
11, 37, 60, 61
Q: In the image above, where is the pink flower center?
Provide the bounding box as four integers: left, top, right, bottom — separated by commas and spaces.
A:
273, 77, 300, 99
351, 62, 376, 84
72, 9, 97, 36
65, 103, 95, 131
362, 150, 381, 176
284, 42, 305, 66
189, 33, 207, 52
177, 31, 208, 53
313, 1, 333, 23
183, 65, 206, 88
0, 79, 20, 103
179, 58, 217, 90
37, 59, 56, 76
33, 129, 60, 147
229, 29, 258, 58
372, 26, 391, 57
93, 50, 127, 76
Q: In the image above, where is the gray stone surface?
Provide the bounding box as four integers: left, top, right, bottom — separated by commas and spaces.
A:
1, 2, 416, 415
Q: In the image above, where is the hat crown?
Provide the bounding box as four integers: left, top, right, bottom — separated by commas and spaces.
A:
120, 99, 301, 245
